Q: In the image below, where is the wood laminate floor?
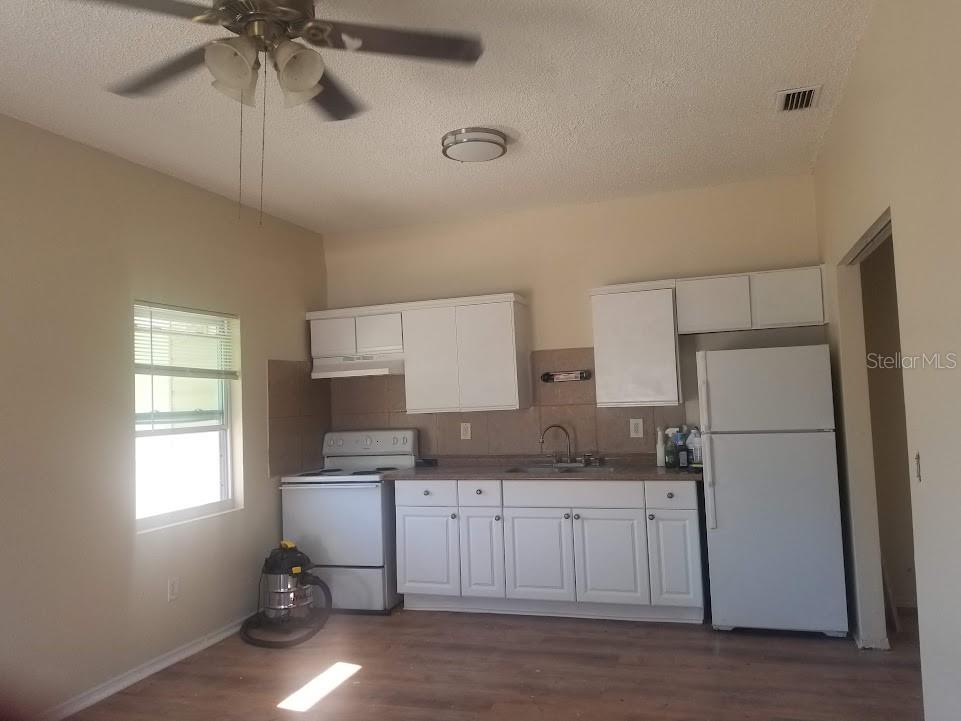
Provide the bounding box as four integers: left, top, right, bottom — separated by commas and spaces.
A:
70, 610, 922, 721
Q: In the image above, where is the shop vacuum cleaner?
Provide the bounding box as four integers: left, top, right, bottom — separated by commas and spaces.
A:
240, 541, 333, 648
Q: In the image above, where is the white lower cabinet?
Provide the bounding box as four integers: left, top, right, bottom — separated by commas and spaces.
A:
395, 506, 460, 596
573, 508, 651, 605
458, 507, 506, 598
647, 509, 703, 607
504, 507, 576, 602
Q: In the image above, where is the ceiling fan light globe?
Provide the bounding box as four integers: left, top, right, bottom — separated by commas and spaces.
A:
212, 79, 257, 107
205, 36, 258, 90
282, 84, 323, 108
273, 40, 325, 93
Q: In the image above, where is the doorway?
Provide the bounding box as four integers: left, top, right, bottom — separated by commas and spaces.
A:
847, 217, 917, 634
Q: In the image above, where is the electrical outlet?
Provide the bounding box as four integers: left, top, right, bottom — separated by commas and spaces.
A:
630, 418, 644, 438
167, 576, 180, 602
460, 422, 472, 441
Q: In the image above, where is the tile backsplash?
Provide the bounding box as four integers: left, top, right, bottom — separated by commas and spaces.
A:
329, 348, 686, 458
267, 360, 332, 476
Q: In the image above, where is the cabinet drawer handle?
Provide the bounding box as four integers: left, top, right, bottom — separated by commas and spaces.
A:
667, 492, 675, 499
648, 514, 655, 520
475, 489, 483, 495
450, 513, 457, 520
494, 515, 501, 521
423, 490, 430, 496
563, 513, 571, 520
573, 513, 581, 520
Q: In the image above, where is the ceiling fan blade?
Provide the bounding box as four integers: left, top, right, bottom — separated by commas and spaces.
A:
80, 0, 210, 20
307, 20, 483, 64
110, 46, 206, 96
312, 71, 364, 121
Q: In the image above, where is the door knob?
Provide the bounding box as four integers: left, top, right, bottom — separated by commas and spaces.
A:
573, 513, 581, 520
563, 513, 571, 519
667, 492, 675, 499
494, 515, 501, 521
423, 490, 430, 496
648, 514, 655, 520
450, 513, 457, 520
475, 489, 483, 495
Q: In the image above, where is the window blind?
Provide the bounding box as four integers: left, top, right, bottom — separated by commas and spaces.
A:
134, 303, 239, 380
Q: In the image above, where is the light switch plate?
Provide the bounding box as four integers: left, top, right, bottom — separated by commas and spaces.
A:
630, 419, 644, 438
460, 422, 472, 441
167, 577, 180, 602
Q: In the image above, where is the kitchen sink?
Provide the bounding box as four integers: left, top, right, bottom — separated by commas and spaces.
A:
504, 465, 615, 474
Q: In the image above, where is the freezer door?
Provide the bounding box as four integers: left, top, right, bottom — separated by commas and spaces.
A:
705, 432, 848, 633
281, 483, 385, 567
697, 345, 835, 432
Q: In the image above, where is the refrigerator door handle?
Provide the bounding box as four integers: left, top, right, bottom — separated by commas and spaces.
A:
703, 435, 718, 529
699, 380, 711, 432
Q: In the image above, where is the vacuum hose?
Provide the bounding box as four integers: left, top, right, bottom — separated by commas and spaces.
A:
239, 575, 333, 649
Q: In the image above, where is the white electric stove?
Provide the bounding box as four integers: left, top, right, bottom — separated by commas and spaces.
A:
280, 429, 417, 612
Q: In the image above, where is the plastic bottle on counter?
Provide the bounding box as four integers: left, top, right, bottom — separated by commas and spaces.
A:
664, 429, 678, 469
676, 431, 689, 469
686, 427, 703, 471
655, 427, 666, 467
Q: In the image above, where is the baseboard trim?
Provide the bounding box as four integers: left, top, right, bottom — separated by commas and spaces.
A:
403, 594, 704, 624
41, 615, 248, 721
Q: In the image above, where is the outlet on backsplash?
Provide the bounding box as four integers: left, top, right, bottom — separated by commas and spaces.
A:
630, 418, 644, 438
460, 422, 472, 440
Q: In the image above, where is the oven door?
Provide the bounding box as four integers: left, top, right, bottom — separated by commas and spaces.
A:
281, 482, 384, 567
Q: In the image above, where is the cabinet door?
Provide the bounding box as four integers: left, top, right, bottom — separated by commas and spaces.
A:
573, 509, 651, 605
402, 307, 460, 412
750, 267, 824, 328
504, 508, 575, 601
309, 317, 356, 357
395, 506, 460, 596
647, 509, 703, 607
592, 288, 680, 406
675, 276, 752, 334
459, 507, 506, 598
355, 313, 403, 354
456, 302, 519, 410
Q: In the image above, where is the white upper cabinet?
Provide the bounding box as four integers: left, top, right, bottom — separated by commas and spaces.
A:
675, 275, 752, 334
591, 286, 681, 407
309, 317, 356, 357
402, 306, 461, 413
355, 313, 403, 354
750, 266, 824, 328
456, 303, 518, 410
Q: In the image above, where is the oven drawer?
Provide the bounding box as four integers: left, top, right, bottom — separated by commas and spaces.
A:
396, 480, 458, 506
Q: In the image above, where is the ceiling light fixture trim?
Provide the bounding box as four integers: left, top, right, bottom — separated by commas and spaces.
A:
442, 127, 507, 162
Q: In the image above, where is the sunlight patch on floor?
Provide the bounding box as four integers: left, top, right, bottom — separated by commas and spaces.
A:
277, 662, 362, 712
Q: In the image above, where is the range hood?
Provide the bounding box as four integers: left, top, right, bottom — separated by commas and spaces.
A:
311, 354, 404, 379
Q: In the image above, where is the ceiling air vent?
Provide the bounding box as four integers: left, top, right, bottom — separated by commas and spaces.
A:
776, 85, 821, 111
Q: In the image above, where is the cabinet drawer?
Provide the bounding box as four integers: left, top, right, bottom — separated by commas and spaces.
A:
502, 481, 645, 508
396, 480, 458, 506
457, 480, 502, 506
645, 481, 698, 510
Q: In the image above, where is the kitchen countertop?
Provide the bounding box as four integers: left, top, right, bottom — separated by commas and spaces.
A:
383, 456, 702, 482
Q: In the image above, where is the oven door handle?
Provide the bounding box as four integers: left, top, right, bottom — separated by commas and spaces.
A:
280, 483, 381, 490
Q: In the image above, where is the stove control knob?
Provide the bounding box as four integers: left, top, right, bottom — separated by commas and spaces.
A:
364, 436, 372, 447
392, 436, 399, 446
336, 439, 344, 447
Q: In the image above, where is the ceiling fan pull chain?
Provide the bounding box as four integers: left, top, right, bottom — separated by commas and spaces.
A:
237, 87, 244, 220
259, 53, 267, 227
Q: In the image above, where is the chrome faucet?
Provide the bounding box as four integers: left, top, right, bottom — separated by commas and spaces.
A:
539, 424, 574, 464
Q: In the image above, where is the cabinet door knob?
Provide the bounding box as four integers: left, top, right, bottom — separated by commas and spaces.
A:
667, 492, 675, 499
450, 513, 457, 520
494, 515, 501, 522
648, 514, 655, 520
573, 513, 581, 520
563, 512, 571, 520
475, 488, 483, 495
423, 489, 431, 496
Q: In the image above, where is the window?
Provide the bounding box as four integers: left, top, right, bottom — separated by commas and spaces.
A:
134, 303, 240, 527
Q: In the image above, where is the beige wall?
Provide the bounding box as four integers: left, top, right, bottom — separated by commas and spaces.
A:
861, 240, 915, 608
0, 115, 326, 715
815, 0, 961, 716
323, 175, 820, 350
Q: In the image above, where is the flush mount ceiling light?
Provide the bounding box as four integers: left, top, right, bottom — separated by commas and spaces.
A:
442, 128, 507, 162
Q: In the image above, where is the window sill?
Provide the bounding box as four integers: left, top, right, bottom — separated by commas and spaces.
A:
136, 501, 243, 535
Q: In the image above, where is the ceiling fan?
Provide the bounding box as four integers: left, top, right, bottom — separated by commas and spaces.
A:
88, 0, 484, 120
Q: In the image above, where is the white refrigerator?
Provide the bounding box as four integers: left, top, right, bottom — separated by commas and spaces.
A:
698, 344, 849, 635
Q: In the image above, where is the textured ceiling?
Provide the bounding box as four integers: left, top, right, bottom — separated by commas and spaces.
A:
0, 1, 872, 234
